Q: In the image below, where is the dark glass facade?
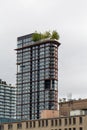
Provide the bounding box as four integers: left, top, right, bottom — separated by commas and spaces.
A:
16, 33, 60, 120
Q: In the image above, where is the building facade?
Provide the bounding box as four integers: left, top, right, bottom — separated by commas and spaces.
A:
59, 98, 87, 117
40, 110, 59, 119
0, 115, 86, 130
16, 33, 60, 120
0, 79, 16, 119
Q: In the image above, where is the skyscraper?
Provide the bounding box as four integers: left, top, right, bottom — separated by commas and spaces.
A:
16, 33, 60, 120
0, 79, 16, 119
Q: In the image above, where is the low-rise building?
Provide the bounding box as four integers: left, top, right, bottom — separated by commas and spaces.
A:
59, 98, 87, 116
0, 115, 86, 130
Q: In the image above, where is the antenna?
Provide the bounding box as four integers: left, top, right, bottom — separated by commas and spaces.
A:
67, 93, 72, 101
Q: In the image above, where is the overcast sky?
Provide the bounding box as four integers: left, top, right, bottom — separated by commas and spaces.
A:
0, 0, 87, 99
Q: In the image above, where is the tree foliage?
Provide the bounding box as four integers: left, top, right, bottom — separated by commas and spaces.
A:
42, 31, 51, 39
32, 30, 60, 42
51, 30, 60, 40
32, 32, 41, 42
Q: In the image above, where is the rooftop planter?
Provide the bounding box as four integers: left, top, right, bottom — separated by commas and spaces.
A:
32, 30, 60, 42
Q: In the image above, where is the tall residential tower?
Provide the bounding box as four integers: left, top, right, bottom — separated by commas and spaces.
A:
0, 79, 16, 119
16, 33, 60, 120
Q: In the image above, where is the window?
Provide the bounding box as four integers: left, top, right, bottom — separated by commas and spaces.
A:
69, 118, 71, 125
79, 127, 83, 130
73, 128, 76, 130
65, 118, 67, 125
42, 120, 44, 127
17, 123, 22, 129
51, 120, 54, 126
33, 121, 36, 128
45, 80, 50, 89
8, 124, 13, 129
26, 122, 28, 128
0, 125, 4, 130
46, 120, 48, 126
30, 122, 32, 128
59, 119, 62, 126
79, 117, 83, 124
38, 121, 41, 127
73, 118, 76, 124
55, 119, 58, 126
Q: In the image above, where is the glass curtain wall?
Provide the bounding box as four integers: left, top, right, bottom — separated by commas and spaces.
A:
16, 34, 60, 120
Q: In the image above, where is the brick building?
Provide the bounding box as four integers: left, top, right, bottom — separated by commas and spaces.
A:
59, 98, 87, 116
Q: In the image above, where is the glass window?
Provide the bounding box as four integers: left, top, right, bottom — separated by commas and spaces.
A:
55, 119, 58, 126
8, 124, 13, 130
79, 127, 83, 130
64, 129, 67, 130
69, 118, 71, 125
51, 120, 54, 126
73, 118, 76, 124
42, 120, 44, 127
79, 117, 83, 124
46, 120, 48, 126
59, 119, 62, 126
17, 123, 22, 129
73, 128, 76, 130
45, 80, 50, 89
69, 128, 71, 130
65, 118, 67, 125
26, 122, 28, 128
29, 121, 32, 128
33, 121, 36, 128
38, 121, 41, 127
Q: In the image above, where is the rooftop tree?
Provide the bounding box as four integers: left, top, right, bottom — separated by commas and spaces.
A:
51, 30, 60, 40
32, 30, 60, 42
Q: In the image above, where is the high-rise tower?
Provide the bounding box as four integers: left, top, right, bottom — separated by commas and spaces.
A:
16, 33, 60, 120
0, 79, 16, 119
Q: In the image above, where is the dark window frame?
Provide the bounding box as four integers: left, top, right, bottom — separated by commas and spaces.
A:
59, 119, 62, 126
51, 119, 54, 126
73, 118, 76, 125
46, 120, 48, 127
26, 122, 28, 128
79, 117, 83, 124
8, 124, 13, 129
17, 123, 22, 129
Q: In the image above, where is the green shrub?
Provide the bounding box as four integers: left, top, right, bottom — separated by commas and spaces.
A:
32, 32, 41, 42
32, 30, 59, 42
51, 30, 60, 40
42, 31, 51, 39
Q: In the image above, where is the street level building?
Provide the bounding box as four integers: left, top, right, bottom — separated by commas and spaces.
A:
0, 115, 85, 130
0, 79, 16, 119
16, 33, 60, 120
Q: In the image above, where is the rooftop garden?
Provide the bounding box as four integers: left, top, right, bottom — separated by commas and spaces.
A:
32, 30, 60, 42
